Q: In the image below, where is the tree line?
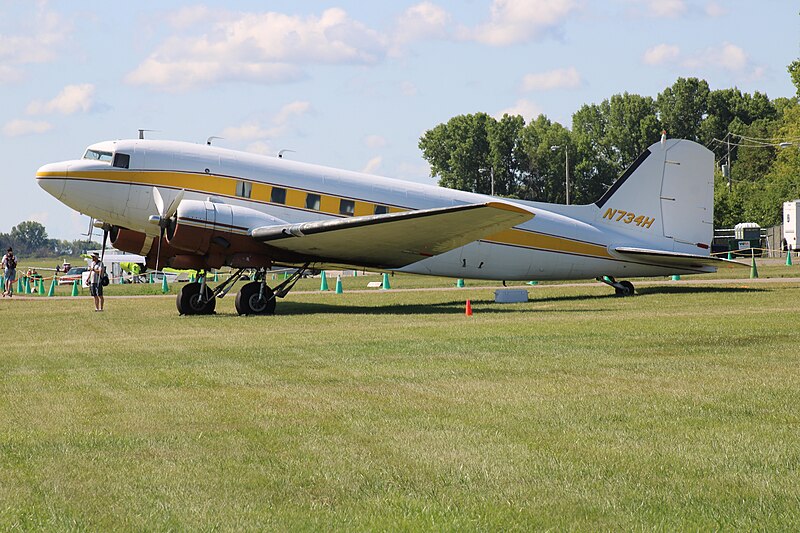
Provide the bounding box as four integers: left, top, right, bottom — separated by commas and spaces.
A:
419, 63, 800, 229
0, 220, 93, 258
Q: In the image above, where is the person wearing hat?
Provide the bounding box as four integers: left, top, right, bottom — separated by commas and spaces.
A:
1, 247, 16, 297
88, 252, 105, 311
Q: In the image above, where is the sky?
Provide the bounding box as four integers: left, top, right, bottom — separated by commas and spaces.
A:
1, 0, 797, 240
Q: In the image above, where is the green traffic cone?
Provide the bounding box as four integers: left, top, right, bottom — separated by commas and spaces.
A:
71, 280, 79, 296
17, 277, 22, 293
38, 278, 44, 294
47, 277, 55, 297
787, 252, 793, 266
750, 254, 759, 279
671, 274, 681, 281
527, 281, 539, 285
335, 275, 343, 294
213, 272, 218, 282
0, 275, 3, 288
727, 251, 733, 260
24, 277, 31, 294
161, 274, 169, 294
319, 271, 329, 291
456, 278, 465, 288
381, 273, 391, 290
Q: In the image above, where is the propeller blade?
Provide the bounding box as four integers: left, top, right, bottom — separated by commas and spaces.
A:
164, 189, 184, 220
153, 186, 166, 217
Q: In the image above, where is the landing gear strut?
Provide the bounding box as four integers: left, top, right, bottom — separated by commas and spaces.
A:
598, 276, 635, 297
176, 277, 217, 315
177, 264, 310, 316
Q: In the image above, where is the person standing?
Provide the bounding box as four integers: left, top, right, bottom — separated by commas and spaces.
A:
88, 252, 105, 311
2, 247, 16, 297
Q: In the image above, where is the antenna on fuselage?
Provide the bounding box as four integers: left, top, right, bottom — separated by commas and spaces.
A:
277, 149, 295, 159
206, 136, 224, 146
138, 129, 158, 140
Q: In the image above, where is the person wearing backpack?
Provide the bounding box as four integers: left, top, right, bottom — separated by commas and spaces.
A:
88, 252, 105, 311
2, 247, 16, 297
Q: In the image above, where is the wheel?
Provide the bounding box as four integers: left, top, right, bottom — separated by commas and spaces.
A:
176, 282, 216, 315
235, 281, 276, 315
615, 280, 635, 297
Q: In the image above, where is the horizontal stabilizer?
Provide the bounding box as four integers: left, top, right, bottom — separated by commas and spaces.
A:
613, 246, 746, 271
251, 202, 533, 269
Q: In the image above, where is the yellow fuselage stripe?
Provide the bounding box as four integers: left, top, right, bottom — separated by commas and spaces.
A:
37, 169, 613, 260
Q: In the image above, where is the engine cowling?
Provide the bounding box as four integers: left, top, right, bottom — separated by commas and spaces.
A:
110, 226, 179, 270
166, 200, 287, 256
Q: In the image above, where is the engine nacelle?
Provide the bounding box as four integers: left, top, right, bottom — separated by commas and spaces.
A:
166, 200, 287, 256
110, 226, 179, 270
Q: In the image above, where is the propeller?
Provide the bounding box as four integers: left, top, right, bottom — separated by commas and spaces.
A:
150, 187, 184, 274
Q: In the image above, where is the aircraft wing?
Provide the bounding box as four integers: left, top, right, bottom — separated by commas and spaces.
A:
612, 246, 746, 271
250, 202, 534, 269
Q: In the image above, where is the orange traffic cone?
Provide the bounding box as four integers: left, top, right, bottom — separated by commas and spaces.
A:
465, 299, 473, 316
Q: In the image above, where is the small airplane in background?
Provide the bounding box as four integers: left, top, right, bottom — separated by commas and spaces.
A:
36, 135, 736, 315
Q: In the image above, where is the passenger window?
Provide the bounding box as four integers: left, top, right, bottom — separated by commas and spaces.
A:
236, 181, 252, 198
112, 153, 130, 169
305, 193, 320, 210
339, 199, 355, 216
374, 205, 388, 215
271, 187, 286, 204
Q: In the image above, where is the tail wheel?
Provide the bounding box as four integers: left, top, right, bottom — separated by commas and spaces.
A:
177, 282, 216, 315
235, 281, 276, 315
615, 280, 635, 297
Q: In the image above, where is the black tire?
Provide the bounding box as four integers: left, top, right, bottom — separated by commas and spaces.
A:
235, 282, 276, 315
176, 282, 216, 315
615, 280, 635, 297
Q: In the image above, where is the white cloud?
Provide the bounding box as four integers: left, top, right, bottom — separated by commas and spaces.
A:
0, 4, 71, 80
364, 135, 387, 149
683, 42, 748, 72
126, 8, 387, 89
362, 156, 382, 174
222, 101, 313, 143
401, 81, 418, 96
495, 99, 543, 121
274, 101, 312, 126
705, 2, 726, 17
2, 119, 53, 137
646, 0, 686, 18
394, 2, 451, 44
643, 44, 680, 65
521, 67, 581, 91
26, 84, 96, 115
463, 0, 578, 46
0, 65, 22, 83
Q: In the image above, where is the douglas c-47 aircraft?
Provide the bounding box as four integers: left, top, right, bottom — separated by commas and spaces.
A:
36, 136, 734, 315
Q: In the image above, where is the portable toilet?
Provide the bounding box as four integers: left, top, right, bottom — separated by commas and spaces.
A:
732, 222, 762, 256
784, 200, 800, 251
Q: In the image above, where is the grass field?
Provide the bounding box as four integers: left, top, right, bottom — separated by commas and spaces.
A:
1, 271, 800, 530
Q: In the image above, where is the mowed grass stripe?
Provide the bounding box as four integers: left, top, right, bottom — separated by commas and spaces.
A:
0, 281, 799, 530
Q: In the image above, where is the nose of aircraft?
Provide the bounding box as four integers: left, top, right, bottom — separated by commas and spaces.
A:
36, 161, 69, 199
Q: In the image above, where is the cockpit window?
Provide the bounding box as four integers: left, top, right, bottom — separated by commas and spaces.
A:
112, 153, 130, 169
83, 149, 113, 162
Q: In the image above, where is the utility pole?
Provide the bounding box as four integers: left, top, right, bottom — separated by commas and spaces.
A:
565, 146, 570, 205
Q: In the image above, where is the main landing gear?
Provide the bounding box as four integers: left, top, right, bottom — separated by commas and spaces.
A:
597, 276, 635, 297
176, 263, 309, 316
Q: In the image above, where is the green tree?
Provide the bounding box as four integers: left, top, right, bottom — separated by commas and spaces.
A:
487, 114, 525, 197
788, 60, 800, 98
656, 77, 709, 141
10, 221, 49, 255
419, 113, 494, 194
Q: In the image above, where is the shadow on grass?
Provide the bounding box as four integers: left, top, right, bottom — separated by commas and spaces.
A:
202, 284, 768, 317
248, 293, 622, 317
634, 285, 766, 296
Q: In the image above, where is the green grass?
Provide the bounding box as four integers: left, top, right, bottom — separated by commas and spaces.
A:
1, 276, 800, 530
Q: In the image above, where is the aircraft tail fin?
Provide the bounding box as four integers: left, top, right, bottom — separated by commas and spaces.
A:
593, 139, 714, 255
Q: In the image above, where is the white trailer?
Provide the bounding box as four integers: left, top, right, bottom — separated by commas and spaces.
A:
784, 200, 800, 251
